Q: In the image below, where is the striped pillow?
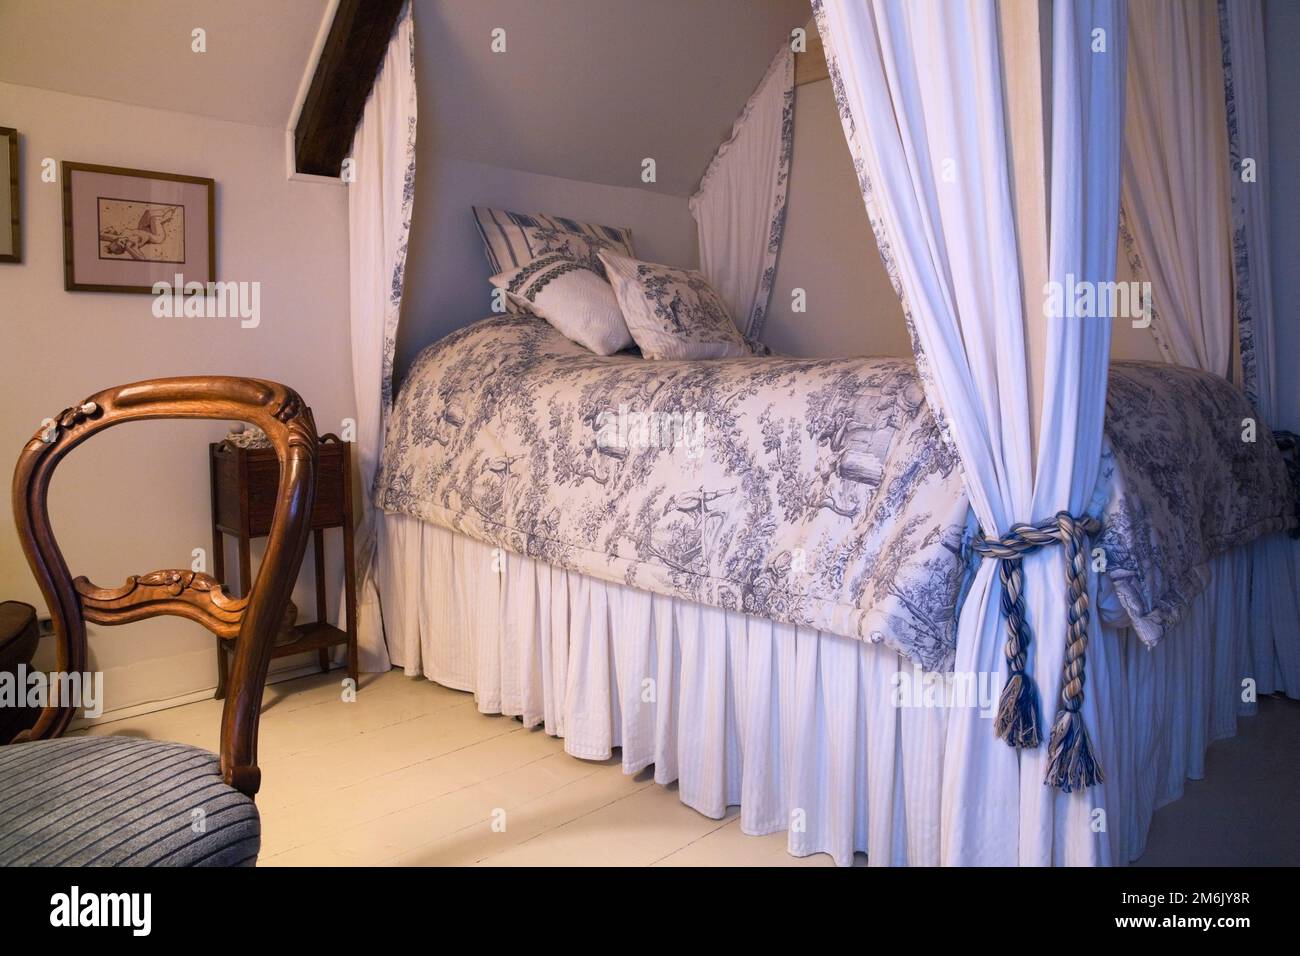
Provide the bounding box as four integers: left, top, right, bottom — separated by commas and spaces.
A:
472, 207, 637, 291
490, 253, 632, 355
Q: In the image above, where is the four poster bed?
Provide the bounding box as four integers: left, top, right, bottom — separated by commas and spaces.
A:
351, 0, 1300, 866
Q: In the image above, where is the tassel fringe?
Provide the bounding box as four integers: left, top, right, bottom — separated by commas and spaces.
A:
1044, 707, 1104, 792
994, 670, 1041, 749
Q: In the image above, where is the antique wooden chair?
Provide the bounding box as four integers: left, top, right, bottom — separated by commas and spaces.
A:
0, 377, 316, 866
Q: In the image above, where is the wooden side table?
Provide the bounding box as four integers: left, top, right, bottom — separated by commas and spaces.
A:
209, 434, 358, 699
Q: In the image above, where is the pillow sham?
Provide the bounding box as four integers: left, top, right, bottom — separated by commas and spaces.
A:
490, 253, 633, 355
598, 251, 749, 360
472, 206, 636, 277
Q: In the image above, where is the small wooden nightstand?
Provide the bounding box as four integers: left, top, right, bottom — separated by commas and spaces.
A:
209, 434, 358, 699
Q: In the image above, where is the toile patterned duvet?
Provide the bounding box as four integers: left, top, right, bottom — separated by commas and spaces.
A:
380, 315, 971, 670
1096, 362, 1295, 644
378, 316, 1295, 672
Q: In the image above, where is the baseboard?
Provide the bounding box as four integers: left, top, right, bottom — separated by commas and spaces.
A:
71, 662, 327, 730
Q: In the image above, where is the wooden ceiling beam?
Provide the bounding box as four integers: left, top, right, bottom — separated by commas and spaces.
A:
293, 0, 406, 177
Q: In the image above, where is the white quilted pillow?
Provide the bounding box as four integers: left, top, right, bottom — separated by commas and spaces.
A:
490, 253, 633, 356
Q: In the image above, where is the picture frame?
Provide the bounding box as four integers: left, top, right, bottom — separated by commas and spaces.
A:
0, 127, 18, 263
61, 161, 215, 293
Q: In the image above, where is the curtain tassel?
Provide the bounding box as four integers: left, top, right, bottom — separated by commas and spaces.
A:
974, 512, 1104, 791
995, 667, 1042, 749
988, 555, 1041, 747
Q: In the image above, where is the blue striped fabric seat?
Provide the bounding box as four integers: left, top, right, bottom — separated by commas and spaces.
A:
0, 736, 259, 866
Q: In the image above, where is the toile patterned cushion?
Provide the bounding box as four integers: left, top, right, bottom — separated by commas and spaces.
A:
472, 207, 636, 313
598, 250, 749, 359
489, 253, 632, 355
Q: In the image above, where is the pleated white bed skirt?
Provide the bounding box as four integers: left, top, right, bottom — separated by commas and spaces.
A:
368, 512, 1296, 866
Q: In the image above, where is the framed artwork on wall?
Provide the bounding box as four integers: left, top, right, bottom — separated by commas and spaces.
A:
61, 162, 215, 293
0, 127, 18, 263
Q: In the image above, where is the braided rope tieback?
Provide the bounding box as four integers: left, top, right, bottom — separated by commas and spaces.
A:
972, 511, 1104, 792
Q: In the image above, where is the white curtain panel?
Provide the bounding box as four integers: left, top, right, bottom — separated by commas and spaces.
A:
1219, 0, 1275, 412
1120, 0, 1233, 377
813, 0, 1126, 863
346, 4, 417, 665
812, 0, 1031, 866
1023, 0, 1128, 864
689, 46, 794, 340
1219, 0, 1299, 699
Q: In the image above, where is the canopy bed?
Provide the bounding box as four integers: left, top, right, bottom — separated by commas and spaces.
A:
351, 0, 1299, 866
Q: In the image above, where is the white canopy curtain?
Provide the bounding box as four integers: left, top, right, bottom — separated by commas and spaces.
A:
346, 3, 417, 668
1119, 0, 1233, 378
689, 45, 794, 340
1220, 0, 1275, 411
1120, 0, 1297, 697
813, 0, 1126, 863
1218, 0, 1299, 697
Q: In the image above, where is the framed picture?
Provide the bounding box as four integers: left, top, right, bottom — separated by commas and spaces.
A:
0, 127, 18, 263
61, 162, 214, 293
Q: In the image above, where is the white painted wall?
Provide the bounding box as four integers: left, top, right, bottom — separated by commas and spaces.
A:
414, 0, 809, 198
0, 82, 352, 717
763, 78, 911, 358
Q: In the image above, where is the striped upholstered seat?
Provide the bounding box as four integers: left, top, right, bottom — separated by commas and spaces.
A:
0, 736, 259, 866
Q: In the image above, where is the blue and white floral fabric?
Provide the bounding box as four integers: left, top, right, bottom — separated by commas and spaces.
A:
1097, 362, 1295, 645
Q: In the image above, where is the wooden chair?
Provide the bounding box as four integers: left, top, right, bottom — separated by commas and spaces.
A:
0, 377, 316, 866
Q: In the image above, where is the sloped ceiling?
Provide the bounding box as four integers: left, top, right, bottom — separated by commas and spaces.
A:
0, 0, 330, 129
418, 0, 812, 196
0, 0, 810, 196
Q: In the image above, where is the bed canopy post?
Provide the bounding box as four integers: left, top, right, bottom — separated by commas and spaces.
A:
997, 0, 1053, 464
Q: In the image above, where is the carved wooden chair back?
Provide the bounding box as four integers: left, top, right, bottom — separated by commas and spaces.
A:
9, 377, 317, 797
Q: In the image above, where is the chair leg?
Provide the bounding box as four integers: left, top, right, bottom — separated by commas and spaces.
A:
347, 629, 359, 690
214, 641, 229, 700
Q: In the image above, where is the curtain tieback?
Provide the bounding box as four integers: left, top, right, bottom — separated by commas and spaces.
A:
972, 511, 1104, 792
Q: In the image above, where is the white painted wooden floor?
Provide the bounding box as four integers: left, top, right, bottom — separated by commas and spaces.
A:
85, 669, 854, 866
84, 668, 1300, 866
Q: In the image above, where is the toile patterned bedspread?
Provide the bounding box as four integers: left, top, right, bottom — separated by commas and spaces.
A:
1095, 361, 1296, 645
379, 315, 972, 671
378, 317, 1295, 671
